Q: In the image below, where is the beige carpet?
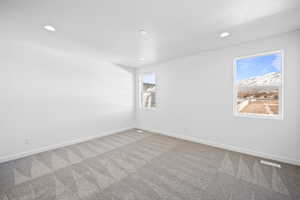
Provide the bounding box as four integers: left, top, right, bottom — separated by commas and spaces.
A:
0, 129, 299, 200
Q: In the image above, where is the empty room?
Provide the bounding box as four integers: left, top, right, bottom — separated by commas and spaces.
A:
1, 0, 300, 199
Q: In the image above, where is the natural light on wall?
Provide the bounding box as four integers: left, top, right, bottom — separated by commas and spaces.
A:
234, 51, 283, 119
140, 73, 156, 109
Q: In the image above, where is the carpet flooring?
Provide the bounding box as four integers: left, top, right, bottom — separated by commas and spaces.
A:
0, 129, 300, 200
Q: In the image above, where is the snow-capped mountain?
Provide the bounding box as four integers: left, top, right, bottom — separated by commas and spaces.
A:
238, 72, 281, 87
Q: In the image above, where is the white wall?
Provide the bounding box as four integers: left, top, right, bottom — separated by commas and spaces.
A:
0, 40, 135, 162
136, 30, 300, 165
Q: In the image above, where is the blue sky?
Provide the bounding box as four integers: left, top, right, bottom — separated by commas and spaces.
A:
143, 73, 156, 84
236, 53, 282, 81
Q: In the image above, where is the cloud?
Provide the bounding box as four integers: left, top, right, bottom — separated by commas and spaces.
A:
272, 54, 282, 71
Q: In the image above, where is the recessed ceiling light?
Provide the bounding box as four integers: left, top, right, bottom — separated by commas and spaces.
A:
43, 25, 56, 32
220, 32, 230, 38
139, 29, 147, 35
139, 58, 145, 61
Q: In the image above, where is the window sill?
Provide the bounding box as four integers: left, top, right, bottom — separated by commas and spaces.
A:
140, 107, 157, 111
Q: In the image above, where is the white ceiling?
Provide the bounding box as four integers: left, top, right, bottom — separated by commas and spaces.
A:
1, 0, 300, 67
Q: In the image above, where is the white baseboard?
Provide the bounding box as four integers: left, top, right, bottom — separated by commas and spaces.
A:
140, 128, 300, 167
0, 127, 133, 163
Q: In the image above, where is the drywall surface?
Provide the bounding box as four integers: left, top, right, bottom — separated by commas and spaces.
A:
136, 31, 300, 165
0, 40, 135, 161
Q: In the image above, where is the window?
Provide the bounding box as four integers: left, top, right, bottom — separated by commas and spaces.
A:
234, 51, 283, 119
140, 73, 156, 109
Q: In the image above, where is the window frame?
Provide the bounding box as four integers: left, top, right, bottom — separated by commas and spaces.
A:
233, 50, 284, 120
139, 72, 157, 110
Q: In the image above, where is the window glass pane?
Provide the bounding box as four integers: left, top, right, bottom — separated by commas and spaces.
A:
142, 73, 156, 108
235, 52, 283, 118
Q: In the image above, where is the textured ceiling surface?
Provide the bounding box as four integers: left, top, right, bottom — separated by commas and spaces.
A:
1, 0, 300, 67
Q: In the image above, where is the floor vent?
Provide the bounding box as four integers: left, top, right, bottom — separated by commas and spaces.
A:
260, 160, 281, 168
